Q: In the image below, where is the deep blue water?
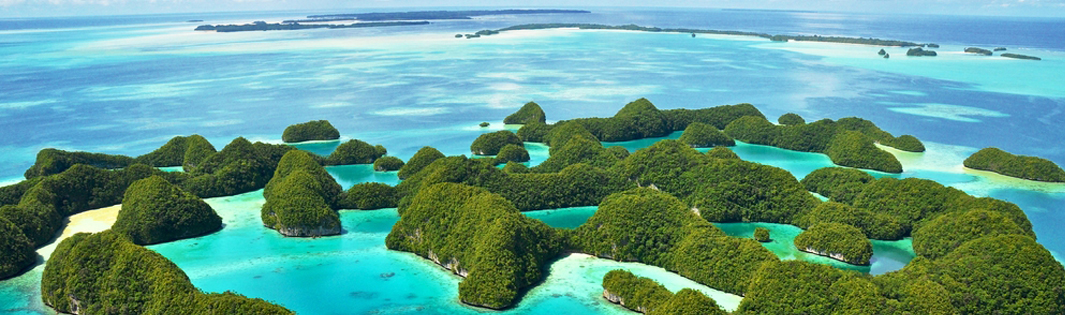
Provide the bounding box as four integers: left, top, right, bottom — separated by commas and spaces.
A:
2, 7, 1065, 314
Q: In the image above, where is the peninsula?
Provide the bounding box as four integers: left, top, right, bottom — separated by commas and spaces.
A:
964, 147, 1065, 182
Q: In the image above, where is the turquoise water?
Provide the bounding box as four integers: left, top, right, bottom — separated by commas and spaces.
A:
713, 222, 915, 275
4, 8, 1065, 314
522, 206, 600, 229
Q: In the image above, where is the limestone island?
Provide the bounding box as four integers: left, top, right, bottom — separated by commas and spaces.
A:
470, 130, 523, 155
754, 227, 771, 242
994, 47, 1008, 51
794, 222, 873, 265
282, 120, 340, 143
504, 101, 547, 124
602, 269, 727, 314
373, 156, 405, 171
111, 176, 223, 245
1001, 53, 1042, 61
2, 97, 1063, 314
965, 47, 993, 56
964, 147, 1065, 182
906, 47, 938, 56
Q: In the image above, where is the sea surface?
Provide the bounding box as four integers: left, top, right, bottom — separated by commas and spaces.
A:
2, 8, 1065, 314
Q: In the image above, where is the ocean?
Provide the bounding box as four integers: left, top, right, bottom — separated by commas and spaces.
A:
1, 8, 1064, 314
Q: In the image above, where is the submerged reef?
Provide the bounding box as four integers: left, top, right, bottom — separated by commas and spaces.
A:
964, 147, 1065, 182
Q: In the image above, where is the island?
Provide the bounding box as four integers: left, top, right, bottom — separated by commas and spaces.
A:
195, 21, 430, 33
793, 222, 873, 265
41, 231, 293, 314
754, 227, 771, 242
964, 47, 993, 56
373, 156, 404, 171
906, 47, 938, 56
963, 147, 1065, 182
0, 97, 1062, 314
602, 269, 727, 314
484, 23, 928, 47
479, 122, 490, 128
325, 139, 387, 165
494, 144, 530, 164
878, 49, 886, 56
677, 122, 735, 148
1001, 53, 1042, 60
111, 176, 223, 245
994, 47, 1007, 51
291, 9, 591, 23
470, 130, 523, 155
282, 120, 340, 143
777, 112, 805, 125
503, 101, 547, 124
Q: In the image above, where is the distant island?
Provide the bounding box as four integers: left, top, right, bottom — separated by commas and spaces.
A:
1001, 53, 1042, 61
285, 9, 591, 23
965, 47, 993, 56
195, 20, 430, 32
964, 147, 1065, 182
482, 23, 929, 47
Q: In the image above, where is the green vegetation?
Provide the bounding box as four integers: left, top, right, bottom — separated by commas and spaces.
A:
754, 227, 770, 242
1001, 53, 1041, 60
800, 167, 875, 204
338, 183, 397, 210
134, 135, 217, 170
705, 147, 739, 160
878, 49, 887, 56
23, 148, 135, 179
534, 135, 625, 173
738, 261, 888, 313
965, 47, 993, 56
281, 120, 340, 143
41, 231, 292, 314
397, 146, 445, 180
573, 188, 778, 295
724, 116, 921, 173
470, 130, 523, 155
0, 216, 34, 280
601, 269, 673, 313
502, 162, 529, 174
777, 113, 805, 125
112, 176, 222, 245
795, 201, 904, 240
386, 183, 564, 309
373, 156, 404, 171
182, 137, 287, 198
906, 47, 937, 56
479, 122, 490, 127
911, 209, 1026, 259
994, 47, 1007, 51
601, 270, 726, 314
325, 139, 387, 165
651, 289, 728, 315
516, 122, 552, 142
494, 144, 530, 164
677, 122, 734, 148
794, 222, 873, 265
613, 140, 817, 224
964, 147, 1065, 182
261, 150, 343, 237
504, 101, 547, 124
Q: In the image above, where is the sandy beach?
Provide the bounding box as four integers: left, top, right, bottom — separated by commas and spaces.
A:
35, 204, 121, 259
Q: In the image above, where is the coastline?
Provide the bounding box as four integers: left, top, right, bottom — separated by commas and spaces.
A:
36, 204, 121, 259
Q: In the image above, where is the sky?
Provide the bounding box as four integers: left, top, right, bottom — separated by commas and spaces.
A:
0, 0, 1063, 18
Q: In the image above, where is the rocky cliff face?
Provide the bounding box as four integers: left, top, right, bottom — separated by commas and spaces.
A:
276, 224, 341, 237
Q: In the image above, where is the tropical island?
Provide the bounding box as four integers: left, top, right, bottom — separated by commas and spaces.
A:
290, 9, 591, 23
482, 23, 930, 47
282, 120, 340, 143
964, 147, 1065, 182
1, 99, 1063, 314
906, 47, 938, 56
1001, 53, 1042, 60
194, 20, 430, 32
964, 47, 993, 56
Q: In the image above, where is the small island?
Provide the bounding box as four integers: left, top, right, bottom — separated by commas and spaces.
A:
965, 47, 993, 56
963, 147, 1065, 182
906, 47, 938, 56
793, 222, 873, 265
261, 151, 343, 237
111, 176, 223, 245
994, 47, 1007, 51
601, 269, 727, 314
494, 144, 531, 164
282, 120, 340, 143
1000, 53, 1042, 61
677, 122, 735, 148
777, 112, 805, 125
754, 227, 771, 242
373, 156, 404, 171
504, 101, 547, 124
470, 130, 523, 155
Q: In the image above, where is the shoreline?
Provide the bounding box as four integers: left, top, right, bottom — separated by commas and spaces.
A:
36, 204, 121, 259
